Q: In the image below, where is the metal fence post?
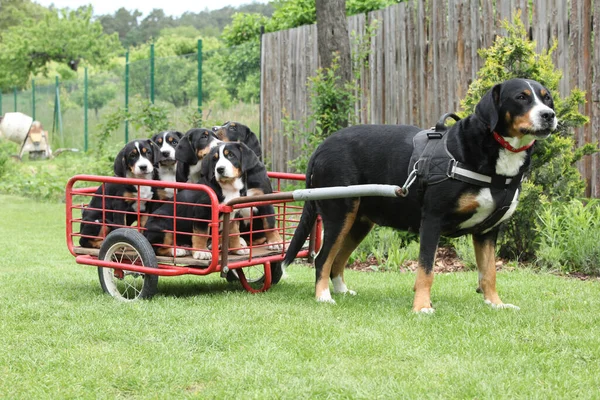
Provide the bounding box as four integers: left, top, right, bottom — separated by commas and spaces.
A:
13, 87, 17, 111
32, 79, 36, 120
125, 51, 129, 143
197, 39, 203, 119
84, 67, 88, 152
53, 76, 64, 146
150, 43, 155, 103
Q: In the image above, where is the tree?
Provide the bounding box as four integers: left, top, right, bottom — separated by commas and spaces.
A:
98, 8, 143, 47
315, 0, 352, 131
0, 0, 47, 30
0, 6, 122, 91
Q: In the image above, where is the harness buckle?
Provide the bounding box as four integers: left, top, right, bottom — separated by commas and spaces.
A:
447, 159, 457, 179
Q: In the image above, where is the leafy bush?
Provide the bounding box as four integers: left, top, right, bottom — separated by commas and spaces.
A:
350, 226, 419, 271
535, 199, 600, 275
458, 13, 597, 261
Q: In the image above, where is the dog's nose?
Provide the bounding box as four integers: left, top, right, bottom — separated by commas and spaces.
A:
216, 166, 225, 175
139, 165, 148, 171
541, 110, 555, 121
161, 151, 170, 158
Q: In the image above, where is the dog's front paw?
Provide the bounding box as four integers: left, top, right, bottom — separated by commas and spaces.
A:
231, 248, 250, 255
171, 248, 189, 257
485, 300, 520, 310
267, 242, 284, 251
414, 307, 435, 314
193, 250, 212, 260
316, 288, 336, 304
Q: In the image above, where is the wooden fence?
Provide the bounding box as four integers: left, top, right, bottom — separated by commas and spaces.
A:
260, 0, 600, 197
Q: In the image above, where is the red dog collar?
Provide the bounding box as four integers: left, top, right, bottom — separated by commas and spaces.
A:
493, 132, 535, 153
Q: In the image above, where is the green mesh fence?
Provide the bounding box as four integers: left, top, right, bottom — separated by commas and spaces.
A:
0, 39, 262, 152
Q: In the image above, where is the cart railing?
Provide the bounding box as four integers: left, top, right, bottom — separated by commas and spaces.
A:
66, 172, 319, 277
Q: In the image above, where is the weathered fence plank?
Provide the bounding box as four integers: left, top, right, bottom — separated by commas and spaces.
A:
261, 0, 599, 196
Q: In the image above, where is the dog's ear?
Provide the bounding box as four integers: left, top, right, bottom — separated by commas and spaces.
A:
475, 83, 502, 131
244, 126, 262, 159
114, 146, 128, 177
173, 130, 184, 140
176, 133, 198, 164
201, 150, 216, 182
148, 139, 162, 164
240, 142, 260, 173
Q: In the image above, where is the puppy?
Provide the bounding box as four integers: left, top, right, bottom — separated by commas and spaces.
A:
283, 78, 557, 312
145, 142, 267, 259
79, 139, 157, 248
212, 121, 262, 160
175, 128, 220, 183
212, 121, 281, 248
151, 130, 183, 200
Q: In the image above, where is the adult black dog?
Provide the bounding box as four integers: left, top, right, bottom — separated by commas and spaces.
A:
283, 78, 557, 312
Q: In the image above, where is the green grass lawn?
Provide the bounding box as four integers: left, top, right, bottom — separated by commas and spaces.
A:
1, 194, 600, 398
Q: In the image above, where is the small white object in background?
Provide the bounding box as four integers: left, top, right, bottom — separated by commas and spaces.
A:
0, 112, 52, 160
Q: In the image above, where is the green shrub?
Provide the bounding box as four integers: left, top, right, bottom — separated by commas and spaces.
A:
349, 226, 419, 271
535, 199, 600, 274
458, 12, 597, 261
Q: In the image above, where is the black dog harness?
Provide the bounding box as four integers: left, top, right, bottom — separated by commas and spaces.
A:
403, 113, 524, 236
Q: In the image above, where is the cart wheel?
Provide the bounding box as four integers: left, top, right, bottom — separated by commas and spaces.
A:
226, 262, 283, 285
97, 228, 158, 301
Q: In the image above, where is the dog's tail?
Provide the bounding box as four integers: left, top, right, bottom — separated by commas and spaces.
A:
282, 198, 318, 270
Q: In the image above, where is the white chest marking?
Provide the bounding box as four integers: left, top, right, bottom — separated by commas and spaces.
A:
458, 188, 495, 229
188, 162, 202, 183
131, 185, 153, 212
496, 148, 527, 176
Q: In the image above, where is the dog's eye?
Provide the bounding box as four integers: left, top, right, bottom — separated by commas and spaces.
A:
516, 93, 528, 101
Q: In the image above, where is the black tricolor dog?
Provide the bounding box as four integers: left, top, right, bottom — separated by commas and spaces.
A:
175, 128, 220, 183
151, 130, 183, 200
145, 142, 273, 258
79, 139, 157, 248
211, 121, 281, 247
212, 121, 262, 160
283, 78, 557, 312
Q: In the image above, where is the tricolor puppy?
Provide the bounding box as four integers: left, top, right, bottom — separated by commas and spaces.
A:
79, 139, 158, 248
212, 121, 262, 160
175, 128, 221, 183
283, 78, 557, 312
144, 142, 268, 259
212, 121, 281, 248
151, 130, 183, 200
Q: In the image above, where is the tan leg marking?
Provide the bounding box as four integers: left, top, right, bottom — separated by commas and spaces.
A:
156, 232, 175, 256
263, 217, 283, 244
315, 201, 359, 301
89, 225, 110, 248
473, 238, 502, 305
413, 265, 434, 313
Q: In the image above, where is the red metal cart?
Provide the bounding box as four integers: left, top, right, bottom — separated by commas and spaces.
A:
65, 172, 322, 301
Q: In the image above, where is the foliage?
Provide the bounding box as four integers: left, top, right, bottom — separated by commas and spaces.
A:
350, 226, 419, 271
458, 13, 597, 261
285, 21, 377, 173
71, 72, 119, 118
0, 0, 47, 30
535, 199, 600, 275
0, 6, 122, 91
222, 13, 270, 46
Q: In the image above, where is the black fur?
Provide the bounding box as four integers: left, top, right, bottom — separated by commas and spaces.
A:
175, 128, 220, 183
283, 78, 557, 310
212, 121, 262, 160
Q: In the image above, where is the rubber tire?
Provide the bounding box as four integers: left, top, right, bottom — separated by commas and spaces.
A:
98, 228, 159, 300
225, 261, 283, 285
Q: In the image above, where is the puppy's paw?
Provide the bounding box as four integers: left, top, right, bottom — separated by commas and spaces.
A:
231, 248, 250, 255
193, 250, 212, 260
485, 300, 520, 310
267, 242, 284, 251
171, 248, 189, 257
